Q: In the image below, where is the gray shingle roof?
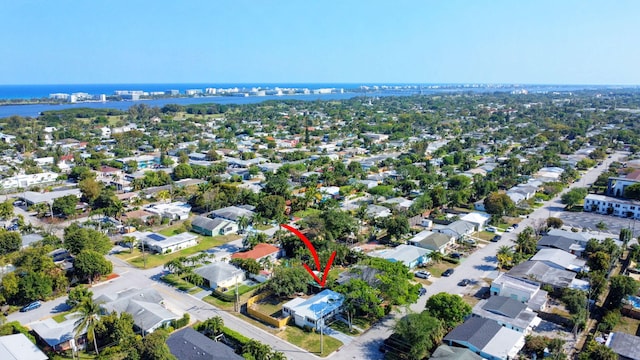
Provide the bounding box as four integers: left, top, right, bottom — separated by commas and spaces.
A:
210, 206, 255, 222
192, 216, 226, 231
167, 327, 243, 360
429, 344, 483, 360
194, 262, 244, 285
482, 296, 527, 318
443, 317, 502, 350
607, 332, 640, 360
537, 235, 579, 253
96, 288, 179, 333
507, 261, 576, 288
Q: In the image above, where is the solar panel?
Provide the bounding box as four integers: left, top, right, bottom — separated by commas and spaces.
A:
148, 233, 166, 242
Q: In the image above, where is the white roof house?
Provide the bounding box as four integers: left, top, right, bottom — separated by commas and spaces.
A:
194, 262, 245, 290
19, 189, 81, 206
369, 244, 432, 269
530, 248, 587, 272
282, 289, 344, 330
145, 202, 191, 220
1, 172, 59, 190
0, 333, 48, 360
460, 212, 491, 231
490, 273, 548, 311
128, 231, 198, 254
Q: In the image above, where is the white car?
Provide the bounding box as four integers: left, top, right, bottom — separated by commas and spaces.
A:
415, 271, 432, 279
505, 226, 515, 232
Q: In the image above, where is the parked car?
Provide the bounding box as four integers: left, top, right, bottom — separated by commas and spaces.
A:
415, 271, 432, 279
486, 226, 497, 232
491, 235, 502, 242
458, 279, 471, 286
418, 287, 427, 296
442, 268, 455, 277
505, 226, 515, 232
450, 252, 461, 259
13, 201, 24, 206
462, 238, 477, 246
20, 301, 41, 312
512, 223, 519, 228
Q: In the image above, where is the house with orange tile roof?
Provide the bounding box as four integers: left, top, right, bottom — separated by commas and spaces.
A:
231, 243, 281, 262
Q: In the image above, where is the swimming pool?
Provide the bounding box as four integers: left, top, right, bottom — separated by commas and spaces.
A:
626, 295, 640, 309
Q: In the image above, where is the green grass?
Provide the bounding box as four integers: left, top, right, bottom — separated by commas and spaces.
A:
474, 231, 496, 241
203, 295, 235, 311
427, 262, 458, 277
254, 224, 272, 230
277, 325, 343, 356
223, 283, 258, 296
292, 208, 322, 219
254, 295, 289, 317
613, 316, 640, 336
329, 319, 361, 335
52, 311, 72, 323
351, 316, 374, 331
123, 233, 240, 269
161, 274, 197, 292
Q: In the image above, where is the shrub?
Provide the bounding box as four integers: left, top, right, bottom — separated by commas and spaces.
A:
171, 313, 190, 329
598, 309, 621, 333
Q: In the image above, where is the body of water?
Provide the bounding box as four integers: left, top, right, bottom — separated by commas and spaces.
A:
0, 83, 627, 118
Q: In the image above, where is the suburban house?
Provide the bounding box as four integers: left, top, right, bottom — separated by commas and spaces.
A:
382, 197, 414, 212
194, 262, 245, 290
121, 209, 155, 224
459, 212, 491, 231
231, 243, 281, 263
210, 205, 255, 222
96, 288, 180, 335
433, 220, 475, 240
336, 265, 382, 286
537, 235, 586, 257
0, 172, 59, 189
529, 248, 587, 272
506, 261, 589, 292
167, 327, 243, 360
369, 244, 432, 269
21, 233, 43, 249
408, 230, 456, 254
490, 273, 548, 311
471, 296, 542, 334
429, 344, 483, 360
128, 231, 198, 254
115, 154, 160, 170
96, 165, 124, 185
605, 331, 640, 360
18, 188, 81, 206
443, 317, 525, 360
145, 202, 191, 220
366, 204, 392, 219
584, 193, 640, 219
282, 289, 344, 330
0, 333, 49, 360
191, 216, 237, 236
31, 317, 85, 352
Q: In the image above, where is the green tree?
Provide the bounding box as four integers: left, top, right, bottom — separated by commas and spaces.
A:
0, 230, 21, 255
608, 275, 639, 308
195, 316, 224, 336
561, 187, 588, 207
393, 311, 445, 360
66, 285, 94, 308
336, 279, 384, 329
73, 297, 102, 356
242, 339, 273, 360
623, 183, 640, 200
587, 251, 611, 273
74, 250, 113, 284
268, 265, 309, 297
0, 200, 13, 220
515, 226, 537, 255
93, 311, 138, 355
483, 192, 515, 216
52, 194, 78, 217
230, 258, 261, 275
138, 328, 176, 360
172, 163, 193, 180
383, 215, 410, 242
256, 195, 286, 221
578, 340, 618, 360
18, 271, 53, 303
424, 292, 472, 330
321, 208, 357, 241
620, 228, 633, 250
79, 177, 103, 205
63, 223, 113, 255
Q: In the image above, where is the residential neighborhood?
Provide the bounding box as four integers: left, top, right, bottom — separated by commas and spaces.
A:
0, 90, 639, 360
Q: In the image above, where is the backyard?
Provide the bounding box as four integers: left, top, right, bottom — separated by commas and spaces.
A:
253, 294, 289, 318
426, 261, 460, 277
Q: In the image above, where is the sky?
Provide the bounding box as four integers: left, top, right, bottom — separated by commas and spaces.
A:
1, 0, 639, 85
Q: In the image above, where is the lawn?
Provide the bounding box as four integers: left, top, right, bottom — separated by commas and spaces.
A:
223, 283, 259, 297
52, 311, 73, 323
461, 294, 481, 307
161, 273, 198, 292
253, 295, 288, 317
292, 208, 322, 219
427, 262, 458, 277
277, 325, 343, 356
120, 232, 239, 269
329, 319, 361, 335
613, 316, 640, 336
474, 231, 496, 241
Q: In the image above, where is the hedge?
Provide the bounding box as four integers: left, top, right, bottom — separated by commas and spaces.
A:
222, 326, 250, 349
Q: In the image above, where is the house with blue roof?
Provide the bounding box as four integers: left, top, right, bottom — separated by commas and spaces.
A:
282, 289, 344, 330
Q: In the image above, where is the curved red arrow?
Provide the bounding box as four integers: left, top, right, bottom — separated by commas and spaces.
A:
281, 223, 336, 287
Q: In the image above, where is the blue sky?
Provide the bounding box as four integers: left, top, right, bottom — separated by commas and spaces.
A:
1, 0, 639, 85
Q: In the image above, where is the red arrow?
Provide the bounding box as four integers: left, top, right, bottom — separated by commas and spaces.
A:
280, 224, 336, 287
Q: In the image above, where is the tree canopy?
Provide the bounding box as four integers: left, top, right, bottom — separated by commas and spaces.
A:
424, 292, 472, 330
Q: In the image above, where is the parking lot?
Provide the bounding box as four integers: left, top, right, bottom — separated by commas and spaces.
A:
558, 211, 640, 237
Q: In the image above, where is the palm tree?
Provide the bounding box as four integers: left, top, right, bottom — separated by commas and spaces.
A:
496, 245, 514, 271
429, 251, 443, 264
200, 316, 224, 336
237, 215, 249, 234
164, 258, 185, 275
73, 298, 101, 356
122, 236, 136, 253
